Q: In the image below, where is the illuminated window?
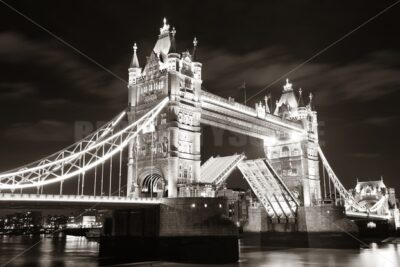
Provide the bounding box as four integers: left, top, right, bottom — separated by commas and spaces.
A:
185, 78, 192, 90
282, 146, 289, 157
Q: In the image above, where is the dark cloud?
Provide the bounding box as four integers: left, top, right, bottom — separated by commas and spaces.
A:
201, 46, 400, 107
347, 153, 383, 159
0, 82, 36, 99
3, 120, 73, 142
363, 116, 396, 127
0, 32, 127, 109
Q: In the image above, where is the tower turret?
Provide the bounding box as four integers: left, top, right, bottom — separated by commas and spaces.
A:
167, 27, 180, 71
128, 43, 142, 85
274, 78, 298, 118
191, 37, 202, 80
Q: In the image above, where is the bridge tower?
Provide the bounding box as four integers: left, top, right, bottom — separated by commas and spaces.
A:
264, 80, 321, 206
126, 19, 202, 198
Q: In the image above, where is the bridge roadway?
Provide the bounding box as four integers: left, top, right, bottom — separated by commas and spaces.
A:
346, 211, 391, 221
0, 193, 161, 209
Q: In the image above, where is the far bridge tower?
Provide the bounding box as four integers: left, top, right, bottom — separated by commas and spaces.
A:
264, 80, 321, 206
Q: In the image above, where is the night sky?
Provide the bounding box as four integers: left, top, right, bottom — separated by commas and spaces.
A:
0, 1, 399, 194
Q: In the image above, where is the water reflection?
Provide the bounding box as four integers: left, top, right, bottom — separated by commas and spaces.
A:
0, 235, 399, 267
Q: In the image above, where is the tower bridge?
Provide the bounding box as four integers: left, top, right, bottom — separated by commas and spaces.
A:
0, 18, 398, 261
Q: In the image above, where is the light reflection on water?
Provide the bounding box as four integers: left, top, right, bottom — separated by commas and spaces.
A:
0, 235, 399, 267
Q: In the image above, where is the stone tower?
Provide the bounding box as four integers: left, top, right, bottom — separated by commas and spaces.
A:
265, 79, 321, 206
126, 19, 202, 198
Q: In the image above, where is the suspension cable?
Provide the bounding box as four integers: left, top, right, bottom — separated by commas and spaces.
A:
0, 98, 168, 191
77, 156, 81, 195
94, 162, 97, 196
135, 137, 139, 196
101, 145, 104, 196
150, 125, 154, 198
328, 170, 332, 199
322, 163, 327, 199
60, 159, 64, 195
109, 154, 113, 197
81, 154, 85, 195
118, 145, 122, 197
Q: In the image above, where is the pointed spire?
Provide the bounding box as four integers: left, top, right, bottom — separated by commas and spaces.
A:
160, 17, 170, 35
192, 37, 198, 61
308, 92, 315, 111
283, 78, 293, 91
264, 94, 270, 113
130, 43, 140, 68
298, 88, 305, 107
169, 27, 177, 53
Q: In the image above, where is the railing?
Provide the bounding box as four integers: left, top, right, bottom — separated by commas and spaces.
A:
201, 90, 304, 132
0, 193, 161, 204
318, 146, 367, 212
0, 97, 169, 191
214, 154, 246, 188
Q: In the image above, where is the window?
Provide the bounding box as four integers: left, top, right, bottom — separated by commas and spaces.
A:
178, 165, 182, 178
185, 78, 192, 90
292, 148, 300, 156
161, 113, 166, 124
282, 146, 289, 157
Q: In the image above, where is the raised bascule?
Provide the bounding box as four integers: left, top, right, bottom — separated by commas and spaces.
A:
0, 18, 399, 262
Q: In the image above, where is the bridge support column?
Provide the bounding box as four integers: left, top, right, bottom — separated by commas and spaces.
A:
99, 197, 238, 263
126, 140, 139, 197
243, 204, 360, 248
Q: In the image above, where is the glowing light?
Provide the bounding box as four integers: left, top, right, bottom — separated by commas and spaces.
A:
367, 221, 376, 229
264, 136, 277, 146
0, 193, 161, 204
289, 132, 305, 142
0, 98, 169, 190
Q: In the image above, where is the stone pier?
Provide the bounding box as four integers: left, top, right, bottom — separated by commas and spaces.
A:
99, 197, 238, 263
243, 205, 360, 248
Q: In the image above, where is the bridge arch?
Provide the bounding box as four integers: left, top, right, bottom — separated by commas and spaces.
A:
138, 168, 165, 196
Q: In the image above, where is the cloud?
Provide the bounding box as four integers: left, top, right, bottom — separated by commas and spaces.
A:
200, 46, 400, 106
0, 82, 36, 99
0, 31, 130, 144
0, 32, 127, 109
3, 120, 73, 142
347, 153, 382, 159
363, 116, 396, 127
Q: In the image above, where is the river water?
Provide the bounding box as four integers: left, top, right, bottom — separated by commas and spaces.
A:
0, 235, 399, 267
